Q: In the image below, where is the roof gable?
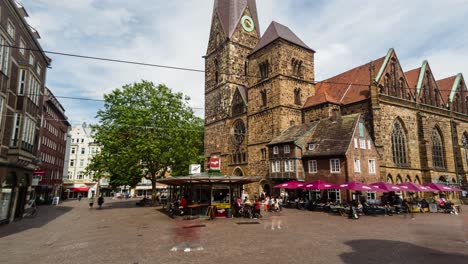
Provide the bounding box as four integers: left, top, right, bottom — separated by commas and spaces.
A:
304, 53, 386, 107
303, 114, 360, 157
437, 75, 458, 103
268, 122, 318, 145
250, 21, 313, 55
214, 0, 260, 38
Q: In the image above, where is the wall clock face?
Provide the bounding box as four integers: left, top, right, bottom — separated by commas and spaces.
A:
241, 15, 255, 32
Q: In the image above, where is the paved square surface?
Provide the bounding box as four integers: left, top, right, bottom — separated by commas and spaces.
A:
1, 199, 467, 264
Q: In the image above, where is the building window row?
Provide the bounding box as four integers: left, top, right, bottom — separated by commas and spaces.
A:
21, 115, 35, 152
0, 35, 11, 75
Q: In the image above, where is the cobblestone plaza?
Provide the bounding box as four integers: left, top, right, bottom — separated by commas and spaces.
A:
0, 199, 467, 264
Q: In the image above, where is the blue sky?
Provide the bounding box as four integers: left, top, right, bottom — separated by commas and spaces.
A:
21, 0, 468, 125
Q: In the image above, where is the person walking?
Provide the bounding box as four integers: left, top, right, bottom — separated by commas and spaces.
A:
98, 195, 104, 209
89, 196, 94, 208
78, 194, 82, 202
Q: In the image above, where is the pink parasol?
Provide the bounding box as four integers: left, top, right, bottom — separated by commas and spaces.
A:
336, 181, 385, 192
273, 180, 305, 189
369, 182, 402, 192
303, 180, 335, 190
397, 182, 436, 192
423, 183, 462, 192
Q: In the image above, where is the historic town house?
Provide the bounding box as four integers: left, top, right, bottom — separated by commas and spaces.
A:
204, 0, 468, 195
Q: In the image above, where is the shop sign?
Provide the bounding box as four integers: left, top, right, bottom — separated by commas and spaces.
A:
209, 157, 220, 171
189, 164, 201, 175
34, 170, 45, 175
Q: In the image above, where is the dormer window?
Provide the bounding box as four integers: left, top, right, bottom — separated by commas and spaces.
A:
273, 146, 279, 154
284, 145, 290, 154
308, 143, 315, 150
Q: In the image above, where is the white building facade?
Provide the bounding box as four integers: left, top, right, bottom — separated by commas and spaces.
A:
62, 123, 101, 199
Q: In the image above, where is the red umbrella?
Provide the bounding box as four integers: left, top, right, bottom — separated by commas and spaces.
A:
303, 180, 335, 190
397, 182, 435, 192
423, 183, 462, 192
370, 182, 401, 192
273, 180, 304, 189
336, 181, 385, 192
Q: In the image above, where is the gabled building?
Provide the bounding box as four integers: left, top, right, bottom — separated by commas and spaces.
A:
267, 114, 380, 201
0, 0, 51, 224
63, 123, 100, 199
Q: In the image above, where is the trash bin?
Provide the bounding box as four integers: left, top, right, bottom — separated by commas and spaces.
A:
226, 208, 232, 218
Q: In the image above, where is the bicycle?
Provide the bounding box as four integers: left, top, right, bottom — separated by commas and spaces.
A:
23, 200, 38, 218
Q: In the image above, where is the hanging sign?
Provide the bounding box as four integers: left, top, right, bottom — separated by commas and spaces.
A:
209, 157, 221, 171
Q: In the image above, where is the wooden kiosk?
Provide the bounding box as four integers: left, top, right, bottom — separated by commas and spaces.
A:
158, 173, 260, 217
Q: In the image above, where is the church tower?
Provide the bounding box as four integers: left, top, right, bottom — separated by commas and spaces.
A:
246, 21, 315, 194
204, 0, 260, 175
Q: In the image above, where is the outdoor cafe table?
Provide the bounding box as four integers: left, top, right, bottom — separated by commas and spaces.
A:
186, 204, 209, 216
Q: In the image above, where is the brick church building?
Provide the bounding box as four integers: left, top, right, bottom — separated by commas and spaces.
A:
204, 0, 467, 196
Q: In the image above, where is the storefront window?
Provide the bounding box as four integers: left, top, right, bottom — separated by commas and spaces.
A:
212, 186, 230, 205
0, 173, 16, 222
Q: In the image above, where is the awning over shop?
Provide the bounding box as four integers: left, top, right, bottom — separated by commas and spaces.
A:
70, 187, 90, 192
158, 173, 261, 185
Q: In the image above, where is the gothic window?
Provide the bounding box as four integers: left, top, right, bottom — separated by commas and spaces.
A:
294, 88, 301, 105
214, 59, 219, 84
434, 89, 440, 107
231, 119, 246, 147
431, 128, 445, 169
390, 62, 397, 96
291, 58, 303, 77
391, 119, 408, 166
398, 78, 405, 98
463, 134, 468, 167
259, 60, 270, 79
261, 89, 267, 107
383, 74, 390, 95
231, 89, 246, 116
454, 94, 460, 112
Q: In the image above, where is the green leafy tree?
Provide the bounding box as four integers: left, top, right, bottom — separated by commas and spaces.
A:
91, 81, 204, 204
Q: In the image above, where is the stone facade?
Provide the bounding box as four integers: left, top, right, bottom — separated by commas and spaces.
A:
204, 1, 467, 198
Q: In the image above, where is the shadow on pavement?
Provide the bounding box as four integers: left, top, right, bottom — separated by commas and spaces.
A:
96, 199, 162, 210
0, 205, 73, 238
340, 239, 467, 264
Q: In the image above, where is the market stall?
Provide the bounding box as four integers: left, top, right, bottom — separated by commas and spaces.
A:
158, 173, 260, 217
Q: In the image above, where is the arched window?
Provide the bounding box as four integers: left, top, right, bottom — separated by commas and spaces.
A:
233, 168, 244, 176
214, 59, 219, 84
431, 128, 445, 169
391, 119, 408, 166
434, 89, 440, 107
294, 88, 301, 105
261, 89, 267, 107
462, 133, 468, 167
414, 176, 421, 184
398, 78, 405, 98
396, 175, 402, 184
231, 89, 246, 116
383, 74, 390, 95
390, 62, 397, 96
231, 119, 246, 147
387, 174, 394, 184
405, 175, 411, 182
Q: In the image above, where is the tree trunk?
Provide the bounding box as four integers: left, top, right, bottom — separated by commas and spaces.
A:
151, 175, 157, 206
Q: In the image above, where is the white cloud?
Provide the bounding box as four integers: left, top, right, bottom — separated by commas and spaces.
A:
21, 0, 468, 124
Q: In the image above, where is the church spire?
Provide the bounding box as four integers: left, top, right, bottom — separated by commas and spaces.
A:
214, 0, 260, 38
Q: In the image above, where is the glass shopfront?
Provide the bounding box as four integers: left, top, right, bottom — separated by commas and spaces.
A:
0, 173, 16, 222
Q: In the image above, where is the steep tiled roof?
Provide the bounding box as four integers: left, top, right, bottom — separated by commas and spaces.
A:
303, 56, 386, 108
214, 0, 260, 38
437, 75, 457, 104
268, 122, 318, 145
405, 67, 421, 90
250, 21, 313, 55
303, 114, 360, 157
